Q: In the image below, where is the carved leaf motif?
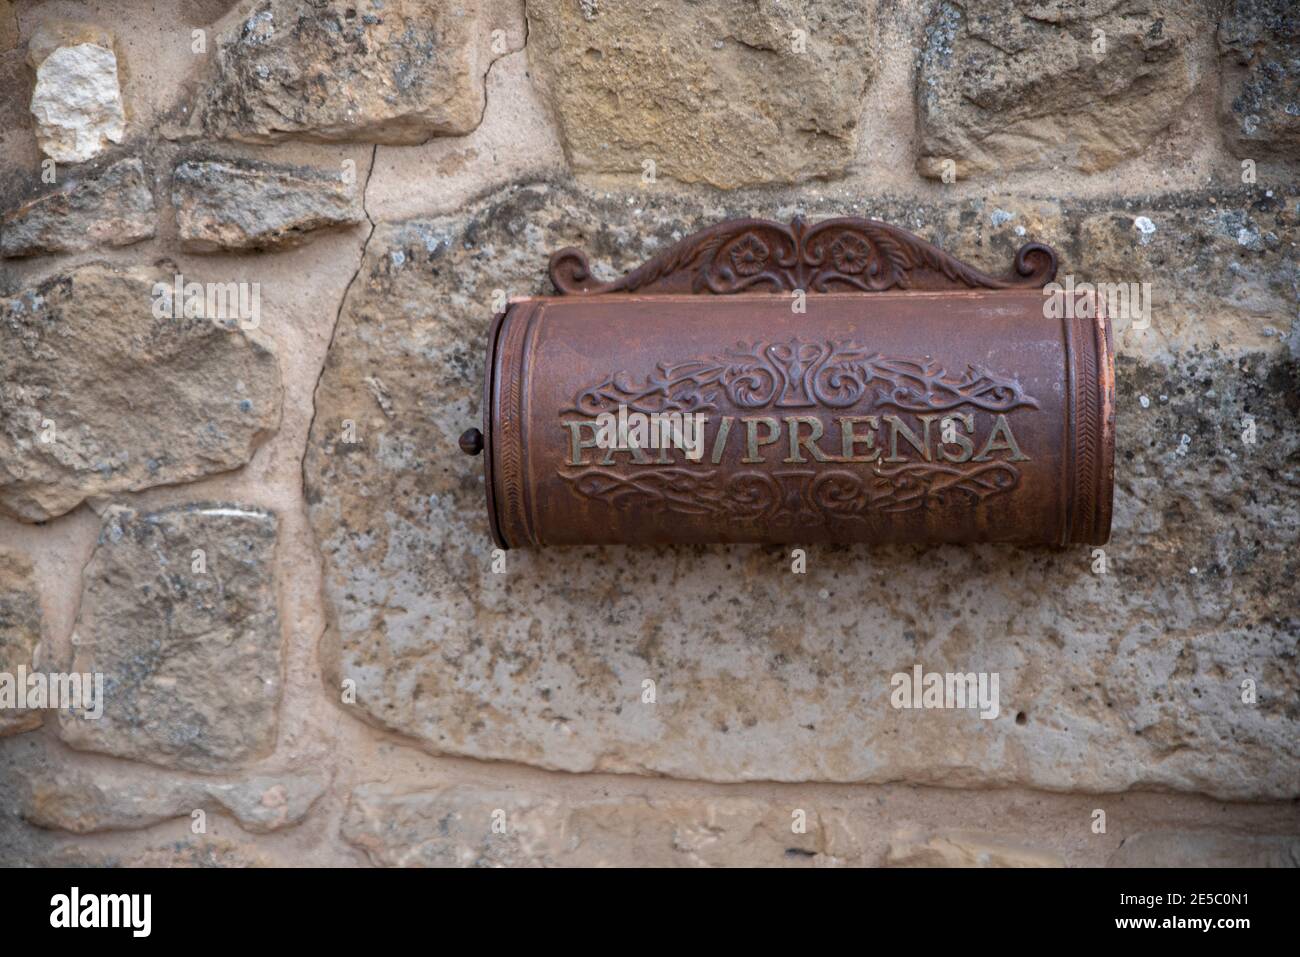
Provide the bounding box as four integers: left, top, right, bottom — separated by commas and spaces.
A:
562, 461, 1024, 523
565, 468, 723, 515
566, 339, 1039, 416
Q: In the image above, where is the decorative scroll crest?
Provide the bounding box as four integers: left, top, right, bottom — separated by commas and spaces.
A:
568, 338, 1040, 417
550, 216, 1057, 296
561, 463, 1022, 523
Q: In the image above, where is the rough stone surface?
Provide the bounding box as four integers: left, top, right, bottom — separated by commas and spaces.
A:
55, 504, 282, 772
4, 737, 326, 833
342, 785, 846, 867
1218, 0, 1300, 160
0, 47, 26, 157
1070, 192, 1298, 344
1108, 831, 1300, 867
0, 4, 17, 53
195, 0, 497, 145
526, 0, 877, 188
936, 189, 1296, 346
922, 189, 1295, 346
0, 262, 282, 522
1, 156, 155, 257
27, 21, 126, 164
171, 157, 363, 252
25, 19, 115, 70
0, 549, 43, 738
885, 828, 1064, 867
18, 835, 276, 868
916, 0, 1201, 178
304, 182, 1299, 800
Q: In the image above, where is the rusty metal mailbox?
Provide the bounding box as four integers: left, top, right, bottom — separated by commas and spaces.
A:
460, 216, 1114, 549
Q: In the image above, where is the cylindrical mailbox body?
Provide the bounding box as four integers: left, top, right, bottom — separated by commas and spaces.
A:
481, 290, 1113, 548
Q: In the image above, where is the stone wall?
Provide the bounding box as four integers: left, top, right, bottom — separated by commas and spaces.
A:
0, 0, 1296, 867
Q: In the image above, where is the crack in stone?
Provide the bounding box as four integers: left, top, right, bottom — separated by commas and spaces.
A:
299, 142, 378, 706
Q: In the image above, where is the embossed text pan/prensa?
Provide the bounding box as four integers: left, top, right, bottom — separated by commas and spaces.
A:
460, 216, 1115, 548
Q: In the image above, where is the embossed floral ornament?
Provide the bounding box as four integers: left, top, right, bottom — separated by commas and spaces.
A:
549, 215, 1058, 295
561, 461, 1027, 523
728, 234, 770, 276
829, 234, 873, 275
567, 338, 1040, 416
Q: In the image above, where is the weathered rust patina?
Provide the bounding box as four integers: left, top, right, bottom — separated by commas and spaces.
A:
461, 216, 1114, 548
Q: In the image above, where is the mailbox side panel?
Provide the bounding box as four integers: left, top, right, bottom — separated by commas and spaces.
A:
1063, 308, 1115, 546
488, 300, 542, 550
